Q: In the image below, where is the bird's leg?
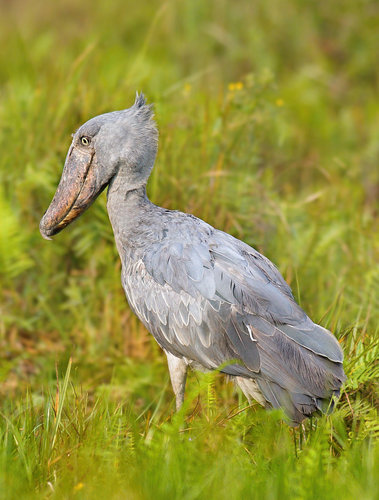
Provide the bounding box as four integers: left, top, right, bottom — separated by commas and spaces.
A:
165, 351, 188, 411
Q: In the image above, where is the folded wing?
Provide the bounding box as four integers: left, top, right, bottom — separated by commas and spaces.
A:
124, 214, 345, 423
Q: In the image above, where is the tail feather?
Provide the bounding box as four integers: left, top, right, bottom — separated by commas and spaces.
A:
236, 316, 346, 425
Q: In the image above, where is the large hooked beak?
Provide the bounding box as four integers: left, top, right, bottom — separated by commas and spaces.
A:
39, 146, 106, 240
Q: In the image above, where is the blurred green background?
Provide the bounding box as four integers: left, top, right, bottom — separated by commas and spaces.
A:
0, 0, 378, 498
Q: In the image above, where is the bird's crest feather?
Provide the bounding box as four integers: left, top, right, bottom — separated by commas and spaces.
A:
132, 91, 154, 122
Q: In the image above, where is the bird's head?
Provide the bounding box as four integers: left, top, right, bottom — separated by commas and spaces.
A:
39, 93, 158, 240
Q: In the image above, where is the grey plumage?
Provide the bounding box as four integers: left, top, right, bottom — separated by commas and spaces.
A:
40, 93, 346, 425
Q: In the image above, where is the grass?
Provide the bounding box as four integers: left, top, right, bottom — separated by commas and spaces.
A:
0, 0, 378, 498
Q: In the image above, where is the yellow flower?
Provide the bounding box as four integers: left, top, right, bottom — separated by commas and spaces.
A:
74, 482, 84, 491
228, 82, 244, 92
276, 98, 284, 107
183, 83, 192, 94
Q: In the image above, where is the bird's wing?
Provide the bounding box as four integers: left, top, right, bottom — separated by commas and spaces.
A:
124, 214, 345, 422
138, 217, 343, 360
208, 228, 344, 363
123, 252, 261, 374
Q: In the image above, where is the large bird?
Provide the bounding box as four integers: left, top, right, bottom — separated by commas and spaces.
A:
40, 93, 346, 425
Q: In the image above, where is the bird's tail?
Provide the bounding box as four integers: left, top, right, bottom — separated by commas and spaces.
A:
235, 375, 341, 426
252, 320, 345, 426
256, 379, 341, 426
234, 317, 346, 426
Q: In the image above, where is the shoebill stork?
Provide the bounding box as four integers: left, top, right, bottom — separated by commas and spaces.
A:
40, 93, 345, 425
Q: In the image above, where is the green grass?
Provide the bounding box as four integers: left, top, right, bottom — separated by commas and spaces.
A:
0, 0, 378, 498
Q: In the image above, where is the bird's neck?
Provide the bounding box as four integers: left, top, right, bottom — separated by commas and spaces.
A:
106, 173, 154, 253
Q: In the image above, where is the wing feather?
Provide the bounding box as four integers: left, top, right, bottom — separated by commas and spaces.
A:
123, 212, 345, 422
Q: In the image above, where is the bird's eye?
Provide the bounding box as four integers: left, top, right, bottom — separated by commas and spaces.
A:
80, 136, 91, 146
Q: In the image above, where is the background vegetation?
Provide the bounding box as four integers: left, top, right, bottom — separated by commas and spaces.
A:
0, 0, 378, 498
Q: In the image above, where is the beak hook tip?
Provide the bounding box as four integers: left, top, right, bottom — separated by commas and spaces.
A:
39, 220, 53, 240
